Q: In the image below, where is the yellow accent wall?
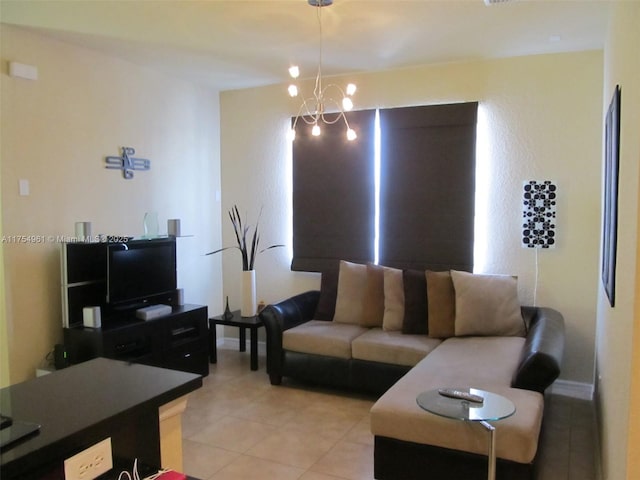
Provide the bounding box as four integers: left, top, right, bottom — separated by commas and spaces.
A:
0, 181, 9, 387
221, 51, 604, 387
596, 2, 640, 479
0, 25, 223, 384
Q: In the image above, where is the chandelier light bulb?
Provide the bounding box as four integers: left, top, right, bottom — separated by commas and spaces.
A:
346, 128, 357, 141
312, 124, 321, 136
288, 84, 298, 97
346, 83, 357, 96
289, 66, 300, 78
342, 97, 353, 111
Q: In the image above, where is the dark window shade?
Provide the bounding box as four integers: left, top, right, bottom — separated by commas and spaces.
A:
291, 109, 377, 272
378, 102, 478, 272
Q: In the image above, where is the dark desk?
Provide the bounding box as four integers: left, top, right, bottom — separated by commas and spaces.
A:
209, 310, 263, 371
0, 358, 202, 479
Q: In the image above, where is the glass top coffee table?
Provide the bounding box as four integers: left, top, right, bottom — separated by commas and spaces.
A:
417, 388, 515, 480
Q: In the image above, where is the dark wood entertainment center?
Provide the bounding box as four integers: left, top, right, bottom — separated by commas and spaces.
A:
64, 304, 209, 377
61, 238, 209, 377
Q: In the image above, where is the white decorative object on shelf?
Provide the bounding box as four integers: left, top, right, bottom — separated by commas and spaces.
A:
74, 221, 92, 242
168, 219, 181, 237
143, 212, 159, 238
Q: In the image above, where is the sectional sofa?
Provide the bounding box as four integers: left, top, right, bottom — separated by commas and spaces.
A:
260, 261, 565, 479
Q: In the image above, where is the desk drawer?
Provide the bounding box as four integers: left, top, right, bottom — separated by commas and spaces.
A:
164, 346, 208, 376
165, 312, 207, 349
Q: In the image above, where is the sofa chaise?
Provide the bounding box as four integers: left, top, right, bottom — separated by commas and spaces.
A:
260, 262, 565, 479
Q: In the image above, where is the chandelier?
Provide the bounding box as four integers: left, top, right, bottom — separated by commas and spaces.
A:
288, 0, 357, 141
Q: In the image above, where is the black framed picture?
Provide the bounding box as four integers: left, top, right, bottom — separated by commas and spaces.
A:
602, 85, 621, 307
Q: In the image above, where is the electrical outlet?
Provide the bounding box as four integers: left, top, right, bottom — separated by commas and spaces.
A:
64, 437, 113, 480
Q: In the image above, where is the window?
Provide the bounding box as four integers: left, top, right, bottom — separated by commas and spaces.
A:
292, 102, 478, 273
291, 109, 376, 272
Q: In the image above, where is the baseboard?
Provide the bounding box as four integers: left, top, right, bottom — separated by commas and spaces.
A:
217, 337, 266, 353
549, 379, 594, 400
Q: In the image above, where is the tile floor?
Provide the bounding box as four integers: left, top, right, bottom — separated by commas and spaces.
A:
181, 343, 598, 480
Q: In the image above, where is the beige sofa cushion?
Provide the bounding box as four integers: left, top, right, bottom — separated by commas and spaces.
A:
333, 260, 367, 325
371, 383, 543, 464
283, 320, 368, 359
352, 328, 442, 367
451, 270, 525, 337
383, 266, 404, 331
411, 336, 526, 385
370, 336, 542, 464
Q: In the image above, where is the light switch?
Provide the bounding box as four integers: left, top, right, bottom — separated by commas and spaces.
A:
19, 179, 30, 196
9, 62, 38, 81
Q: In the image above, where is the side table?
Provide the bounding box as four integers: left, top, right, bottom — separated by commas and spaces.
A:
209, 310, 263, 371
416, 388, 515, 480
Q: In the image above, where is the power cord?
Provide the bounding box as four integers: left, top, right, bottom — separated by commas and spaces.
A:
117, 458, 140, 480
117, 458, 172, 480
533, 247, 539, 307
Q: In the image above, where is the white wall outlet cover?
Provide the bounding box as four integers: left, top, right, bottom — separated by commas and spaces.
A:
63, 437, 113, 480
19, 179, 29, 196
9, 62, 38, 81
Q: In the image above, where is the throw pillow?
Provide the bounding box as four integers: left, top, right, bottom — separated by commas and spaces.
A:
451, 270, 525, 337
401, 269, 428, 334
360, 263, 385, 327
314, 266, 339, 320
333, 260, 367, 325
382, 266, 404, 331
426, 270, 456, 338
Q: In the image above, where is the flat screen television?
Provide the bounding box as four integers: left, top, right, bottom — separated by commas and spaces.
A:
107, 238, 177, 308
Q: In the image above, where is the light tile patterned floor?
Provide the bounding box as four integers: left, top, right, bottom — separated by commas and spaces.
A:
182, 344, 597, 480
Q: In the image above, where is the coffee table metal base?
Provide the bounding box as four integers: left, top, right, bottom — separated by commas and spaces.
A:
416, 388, 515, 480
479, 420, 496, 480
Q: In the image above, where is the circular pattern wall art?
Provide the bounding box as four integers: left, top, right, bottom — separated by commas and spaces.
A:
522, 180, 557, 249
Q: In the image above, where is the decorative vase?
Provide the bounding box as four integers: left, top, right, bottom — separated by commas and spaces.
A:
143, 211, 159, 238
224, 296, 233, 319
241, 270, 257, 317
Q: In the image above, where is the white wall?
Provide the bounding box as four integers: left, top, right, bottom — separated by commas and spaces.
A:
595, 2, 640, 479
0, 25, 222, 383
220, 51, 603, 386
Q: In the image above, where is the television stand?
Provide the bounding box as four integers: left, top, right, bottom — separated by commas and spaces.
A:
63, 304, 209, 377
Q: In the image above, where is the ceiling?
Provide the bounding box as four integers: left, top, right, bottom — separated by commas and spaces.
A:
0, 0, 611, 91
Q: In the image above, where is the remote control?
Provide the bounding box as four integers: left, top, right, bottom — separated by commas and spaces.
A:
438, 388, 484, 403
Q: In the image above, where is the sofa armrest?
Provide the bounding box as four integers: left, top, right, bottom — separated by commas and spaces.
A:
512, 306, 565, 393
259, 290, 321, 382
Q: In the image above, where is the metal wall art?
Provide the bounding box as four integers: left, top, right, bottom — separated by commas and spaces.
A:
105, 146, 151, 179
